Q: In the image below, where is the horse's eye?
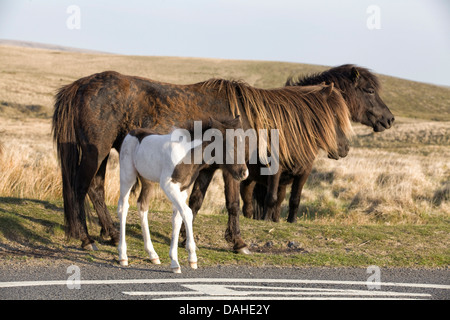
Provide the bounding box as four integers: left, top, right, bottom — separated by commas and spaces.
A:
364, 88, 375, 94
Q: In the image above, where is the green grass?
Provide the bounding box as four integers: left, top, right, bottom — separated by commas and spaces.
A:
1, 197, 448, 268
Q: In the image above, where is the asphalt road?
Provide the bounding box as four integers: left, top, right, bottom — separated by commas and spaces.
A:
1, 263, 448, 302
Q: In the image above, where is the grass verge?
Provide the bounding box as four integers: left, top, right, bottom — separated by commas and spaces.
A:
0, 197, 448, 269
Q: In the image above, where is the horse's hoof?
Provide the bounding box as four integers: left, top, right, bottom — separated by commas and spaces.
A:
109, 237, 119, 247
189, 262, 198, 269
236, 247, 251, 255
82, 243, 98, 251
150, 258, 161, 265
119, 259, 128, 266
172, 267, 182, 274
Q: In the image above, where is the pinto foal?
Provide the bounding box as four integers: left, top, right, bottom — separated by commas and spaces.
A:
117, 116, 248, 273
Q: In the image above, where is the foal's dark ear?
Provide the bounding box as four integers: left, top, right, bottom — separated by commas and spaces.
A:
231, 115, 241, 127
208, 116, 214, 127
351, 67, 360, 84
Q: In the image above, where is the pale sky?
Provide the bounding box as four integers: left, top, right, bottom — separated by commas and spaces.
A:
1, 0, 449, 86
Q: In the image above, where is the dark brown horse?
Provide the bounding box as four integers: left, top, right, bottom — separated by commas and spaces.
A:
244, 64, 395, 222
52, 73, 349, 251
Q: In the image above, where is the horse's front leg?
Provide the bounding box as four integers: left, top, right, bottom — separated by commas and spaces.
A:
240, 178, 256, 218
273, 184, 287, 222
287, 165, 312, 223
188, 167, 216, 218
223, 171, 249, 254
263, 169, 282, 222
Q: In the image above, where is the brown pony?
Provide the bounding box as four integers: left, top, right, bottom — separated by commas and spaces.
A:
240, 83, 353, 222
52, 65, 394, 253
189, 65, 394, 250
245, 64, 395, 223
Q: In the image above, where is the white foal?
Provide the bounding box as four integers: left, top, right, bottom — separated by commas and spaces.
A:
117, 116, 248, 273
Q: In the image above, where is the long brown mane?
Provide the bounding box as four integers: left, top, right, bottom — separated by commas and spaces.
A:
201, 79, 353, 170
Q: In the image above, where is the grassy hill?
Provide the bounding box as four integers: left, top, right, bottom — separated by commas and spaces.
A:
0, 44, 449, 268
1, 45, 449, 120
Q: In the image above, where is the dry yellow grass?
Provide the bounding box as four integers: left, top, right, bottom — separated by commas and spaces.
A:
0, 44, 449, 224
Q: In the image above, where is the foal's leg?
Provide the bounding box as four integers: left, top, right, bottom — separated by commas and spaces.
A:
117, 160, 138, 266
180, 167, 215, 245
137, 180, 160, 264
169, 208, 183, 273
162, 179, 197, 273
117, 185, 132, 266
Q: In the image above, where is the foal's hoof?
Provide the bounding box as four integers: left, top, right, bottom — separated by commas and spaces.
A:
189, 262, 198, 269
119, 259, 128, 267
172, 267, 182, 274
150, 258, 161, 265
236, 247, 251, 255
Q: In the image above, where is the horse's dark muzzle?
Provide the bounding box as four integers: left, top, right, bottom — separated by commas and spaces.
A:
374, 116, 395, 132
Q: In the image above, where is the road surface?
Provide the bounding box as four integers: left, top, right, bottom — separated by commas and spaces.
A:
1, 263, 448, 301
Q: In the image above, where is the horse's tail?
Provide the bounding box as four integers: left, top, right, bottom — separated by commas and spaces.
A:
52, 81, 83, 239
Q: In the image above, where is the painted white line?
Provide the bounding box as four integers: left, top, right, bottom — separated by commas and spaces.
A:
123, 283, 432, 298
0, 278, 449, 290
123, 291, 200, 296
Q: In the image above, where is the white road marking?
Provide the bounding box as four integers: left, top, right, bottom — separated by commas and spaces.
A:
1, 278, 449, 289
122, 283, 432, 299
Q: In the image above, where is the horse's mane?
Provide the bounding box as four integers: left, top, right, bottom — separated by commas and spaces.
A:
175, 115, 240, 139
200, 79, 353, 170
285, 64, 380, 120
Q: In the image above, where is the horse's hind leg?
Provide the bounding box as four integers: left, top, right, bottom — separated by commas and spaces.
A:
88, 154, 119, 246
137, 180, 160, 264
75, 150, 102, 250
